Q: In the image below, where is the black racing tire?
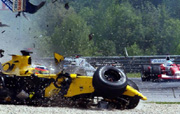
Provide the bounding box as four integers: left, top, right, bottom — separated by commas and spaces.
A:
151, 66, 161, 81
93, 66, 127, 98
141, 72, 147, 81
151, 65, 161, 75
142, 65, 150, 74
125, 80, 140, 109
141, 65, 150, 81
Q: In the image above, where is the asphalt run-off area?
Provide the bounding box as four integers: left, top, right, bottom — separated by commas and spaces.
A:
131, 78, 180, 102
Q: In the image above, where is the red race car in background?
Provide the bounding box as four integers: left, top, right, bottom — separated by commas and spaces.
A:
141, 60, 180, 81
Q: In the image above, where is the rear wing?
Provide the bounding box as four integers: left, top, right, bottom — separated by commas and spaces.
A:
54, 53, 65, 64
1, 0, 26, 12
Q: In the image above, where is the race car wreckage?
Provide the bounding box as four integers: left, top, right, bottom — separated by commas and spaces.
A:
0, 49, 147, 109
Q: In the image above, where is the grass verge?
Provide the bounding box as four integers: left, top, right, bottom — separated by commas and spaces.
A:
126, 73, 141, 78
146, 102, 180, 104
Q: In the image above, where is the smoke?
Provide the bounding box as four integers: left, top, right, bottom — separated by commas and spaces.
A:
0, 0, 47, 61
0, 11, 34, 53
0, 0, 64, 62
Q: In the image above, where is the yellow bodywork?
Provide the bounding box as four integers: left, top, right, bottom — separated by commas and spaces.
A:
54, 52, 64, 64
1, 53, 147, 100
123, 85, 147, 100
65, 76, 94, 97
42, 74, 94, 98
43, 74, 146, 100
2, 55, 34, 76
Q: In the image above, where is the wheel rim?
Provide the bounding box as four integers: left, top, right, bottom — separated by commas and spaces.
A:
103, 70, 121, 82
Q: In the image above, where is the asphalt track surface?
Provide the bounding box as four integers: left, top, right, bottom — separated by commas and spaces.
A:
130, 78, 180, 102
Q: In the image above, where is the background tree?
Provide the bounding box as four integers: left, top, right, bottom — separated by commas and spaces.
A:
29, 0, 180, 56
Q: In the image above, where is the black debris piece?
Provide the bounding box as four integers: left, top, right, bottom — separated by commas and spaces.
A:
21, 49, 33, 56
25, 1, 46, 14
1, 30, 5, 33
16, 12, 21, 18
52, 0, 58, 3
88, 33, 94, 41
22, 13, 29, 20
16, 1, 46, 17
0, 49, 4, 53
0, 22, 9, 27
0, 49, 4, 58
16, 12, 29, 19
65, 3, 69, 10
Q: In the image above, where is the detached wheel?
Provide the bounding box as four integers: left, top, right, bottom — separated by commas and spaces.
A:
141, 65, 150, 81
93, 66, 127, 98
125, 80, 140, 109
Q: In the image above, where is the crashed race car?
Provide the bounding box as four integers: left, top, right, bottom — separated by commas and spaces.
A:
0, 50, 147, 109
141, 59, 180, 81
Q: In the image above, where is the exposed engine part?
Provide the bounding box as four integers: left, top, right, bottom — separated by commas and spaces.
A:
16, 90, 29, 100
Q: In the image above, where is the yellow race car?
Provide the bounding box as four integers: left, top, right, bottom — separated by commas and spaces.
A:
0, 50, 147, 109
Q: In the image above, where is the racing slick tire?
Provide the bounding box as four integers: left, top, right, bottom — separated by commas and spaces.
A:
125, 79, 140, 109
93, 66, 127, 98
151, 65, 161, 81
141, 65, 150, 81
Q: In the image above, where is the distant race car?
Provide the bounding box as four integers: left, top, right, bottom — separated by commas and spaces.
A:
141, 60, 180, 81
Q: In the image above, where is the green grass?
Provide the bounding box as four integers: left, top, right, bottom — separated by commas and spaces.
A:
146, 102, 180, 104
126, 73, 141, 78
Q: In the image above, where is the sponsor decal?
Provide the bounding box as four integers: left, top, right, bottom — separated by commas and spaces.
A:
1, 0, 25, 12
13, 0, 23, 12
151, 59, 174, 64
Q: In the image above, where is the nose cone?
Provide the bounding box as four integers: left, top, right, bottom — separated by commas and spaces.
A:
123, 85, 147, 100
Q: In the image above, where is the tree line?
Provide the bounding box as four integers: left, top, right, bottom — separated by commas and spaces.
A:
32, 0, 180, 56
